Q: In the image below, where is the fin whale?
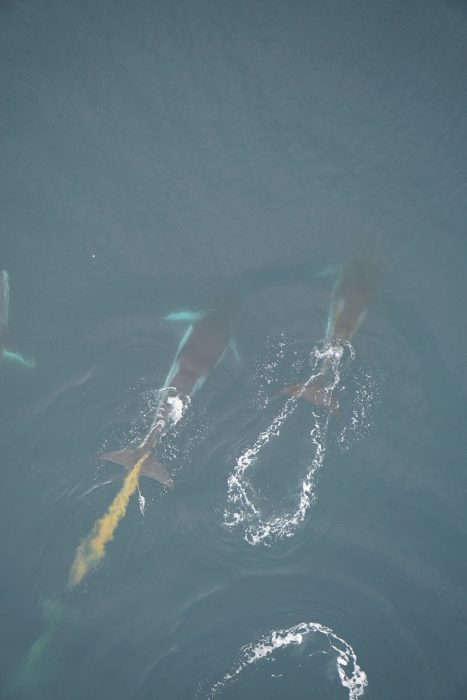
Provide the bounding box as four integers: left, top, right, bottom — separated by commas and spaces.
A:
101, 298, 240, 488
281, 258, 377, 411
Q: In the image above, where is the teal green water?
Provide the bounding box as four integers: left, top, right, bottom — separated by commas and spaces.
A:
1, 1, 467, 698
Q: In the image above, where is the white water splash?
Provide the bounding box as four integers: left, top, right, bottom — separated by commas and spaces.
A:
150, 387, 191, 436
165, 391, 190, 426
204, 621, 368, 699
224, 341, 351, 545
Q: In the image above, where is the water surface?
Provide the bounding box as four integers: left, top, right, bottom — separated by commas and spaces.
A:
1, 1, 467, 698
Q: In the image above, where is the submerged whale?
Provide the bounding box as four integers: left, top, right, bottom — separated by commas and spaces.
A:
282, 258, 376, 411
101, 298, 240, 489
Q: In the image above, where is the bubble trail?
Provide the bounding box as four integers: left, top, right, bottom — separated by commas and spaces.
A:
68, 452, 149, 588
204, 621, 368, 700
224, 342, 347, 544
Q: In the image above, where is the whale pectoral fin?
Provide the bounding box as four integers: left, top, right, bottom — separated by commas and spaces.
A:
0, 270, 10, 329
164, 311, 204, 322
355, 308, 368, 333
1, 349, 35, 368
280, 381, 339, 412
229, 338, 241, 364
101, 448, 174, 490
279, 382, 312, 404
313, 264, 341, 281
279, 383, 302, 398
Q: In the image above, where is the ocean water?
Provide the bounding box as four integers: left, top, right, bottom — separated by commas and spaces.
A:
1, 1, 467, 698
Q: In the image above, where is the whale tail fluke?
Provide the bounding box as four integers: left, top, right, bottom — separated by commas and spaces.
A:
280, 379, 339, 413
101, 447, 174, 490
1, 348, 36, 368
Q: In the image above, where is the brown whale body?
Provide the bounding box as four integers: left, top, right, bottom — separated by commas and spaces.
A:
101, 299, 239, 488
282, 258, 376, 411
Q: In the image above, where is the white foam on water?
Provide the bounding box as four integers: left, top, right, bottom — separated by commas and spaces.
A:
150, 387, 191, 436
224, 342, 348, 545
204, 621, 368, 699
337, 371, 381, 453
251, 333, 293, 411
166, 391, 190, 426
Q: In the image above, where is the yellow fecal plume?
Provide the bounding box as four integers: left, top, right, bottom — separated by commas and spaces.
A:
68, 452, 148, 588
